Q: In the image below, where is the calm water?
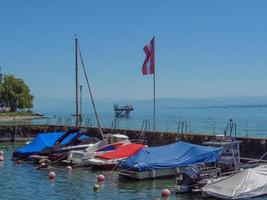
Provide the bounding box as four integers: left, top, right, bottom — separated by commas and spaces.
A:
20, 106, 267, 138
0, 143, 197, 200
1, 144, 267, 199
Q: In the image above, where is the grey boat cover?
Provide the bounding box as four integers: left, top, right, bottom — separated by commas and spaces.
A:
202, 165, 267, 199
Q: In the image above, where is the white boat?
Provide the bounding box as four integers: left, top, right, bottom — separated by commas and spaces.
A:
202, 165, 267, 199
67, 134, 130, 166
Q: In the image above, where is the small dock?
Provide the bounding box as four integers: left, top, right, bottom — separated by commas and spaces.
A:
114, 104, 134, 118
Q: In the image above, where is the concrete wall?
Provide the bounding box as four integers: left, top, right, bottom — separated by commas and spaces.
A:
0, 125, 265, 158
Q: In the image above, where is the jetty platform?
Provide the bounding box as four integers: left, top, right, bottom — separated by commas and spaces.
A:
0, 124, 266, 159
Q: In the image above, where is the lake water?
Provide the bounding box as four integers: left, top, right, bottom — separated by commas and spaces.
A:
23, 105, 267, 138
0, 143, 266, 200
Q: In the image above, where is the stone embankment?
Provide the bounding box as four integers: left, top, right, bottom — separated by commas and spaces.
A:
0, 125, 265, 158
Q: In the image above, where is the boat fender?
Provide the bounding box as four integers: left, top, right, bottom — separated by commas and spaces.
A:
66, 165, 73, 171
97, 174, 105, 182
161, 189, 170, 198
48, 171, 56, 181
0, 152, 3, 161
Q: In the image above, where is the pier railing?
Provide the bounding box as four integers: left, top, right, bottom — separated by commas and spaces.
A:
0, 115, 267, 138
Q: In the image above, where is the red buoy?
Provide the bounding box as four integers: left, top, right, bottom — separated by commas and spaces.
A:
161, 188, 170, 198
48, 171, 56, 181
66, 165, 72, 171
0, 156, 3, 161
97, 174, 105, 182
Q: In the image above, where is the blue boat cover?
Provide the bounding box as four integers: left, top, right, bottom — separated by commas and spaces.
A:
118, 141, 220, 171
13, 132, 77, 157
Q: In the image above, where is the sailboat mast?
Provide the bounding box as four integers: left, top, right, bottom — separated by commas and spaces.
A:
75, 37, 79, 126
78, 44, 104, 139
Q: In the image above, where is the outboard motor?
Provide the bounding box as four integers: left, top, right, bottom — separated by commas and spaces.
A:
176, 166, 201, 193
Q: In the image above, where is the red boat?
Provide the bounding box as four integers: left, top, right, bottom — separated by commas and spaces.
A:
88, 143, 145, 170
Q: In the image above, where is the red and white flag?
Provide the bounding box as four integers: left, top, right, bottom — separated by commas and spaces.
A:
142, 37, 155, 75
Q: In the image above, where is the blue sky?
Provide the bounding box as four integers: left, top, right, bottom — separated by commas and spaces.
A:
1, 0, 267, 106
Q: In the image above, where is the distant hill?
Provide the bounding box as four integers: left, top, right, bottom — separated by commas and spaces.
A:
33, 96, 267, 115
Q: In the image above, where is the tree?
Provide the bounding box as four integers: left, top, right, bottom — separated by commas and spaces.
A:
0, 75, 33, 112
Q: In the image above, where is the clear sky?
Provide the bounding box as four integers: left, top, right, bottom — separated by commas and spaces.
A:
1, 0, 267, 105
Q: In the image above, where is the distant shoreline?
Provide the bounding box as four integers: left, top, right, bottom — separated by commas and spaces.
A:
166, 104, 267, 110
0, 114, 46, 122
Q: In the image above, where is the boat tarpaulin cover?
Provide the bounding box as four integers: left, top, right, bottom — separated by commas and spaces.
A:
118, 141, 220, 171
96, 144, 145, 160
202, 165, 267, 199
13, 132, 76, 157
96, 143, 125, 152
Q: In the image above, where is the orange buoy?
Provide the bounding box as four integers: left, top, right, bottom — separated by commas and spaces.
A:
48, 171, 56, 181
161, 188, 170, 198
66, 165, 72, 171
97, 174, 105, 182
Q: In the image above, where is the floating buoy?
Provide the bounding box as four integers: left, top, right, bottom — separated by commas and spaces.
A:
97, 174, 105, 182
0, 156, 3, 161
93, 184, 100, 192
0, 151, 4, 156
66, 165, 72, 171
16, 160, 23, 164
48, 171, 56, 181
161, 188, 170, 198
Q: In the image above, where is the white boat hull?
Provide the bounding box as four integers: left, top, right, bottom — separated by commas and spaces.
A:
119, 167, 186, 180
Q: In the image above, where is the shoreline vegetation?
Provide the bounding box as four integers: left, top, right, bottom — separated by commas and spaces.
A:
0, 112, 45, 122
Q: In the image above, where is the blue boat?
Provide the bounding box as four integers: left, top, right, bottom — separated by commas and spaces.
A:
12, 128, 96, 159
118, 141, 220, 180
13, 131, 69, 159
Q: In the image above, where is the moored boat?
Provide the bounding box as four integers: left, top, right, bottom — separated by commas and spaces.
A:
45, 129, 101, 162
12, 128, 79, 159
175, 135, 242, 193
202, 165, 267, 199
88, 143, 145, 170
67, 134, 130, 166
118, 141, 220, 180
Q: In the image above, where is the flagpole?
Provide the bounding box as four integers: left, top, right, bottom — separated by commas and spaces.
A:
142, 36, 156, 130
153, 36, 156, 131
153, 67, 156, 131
